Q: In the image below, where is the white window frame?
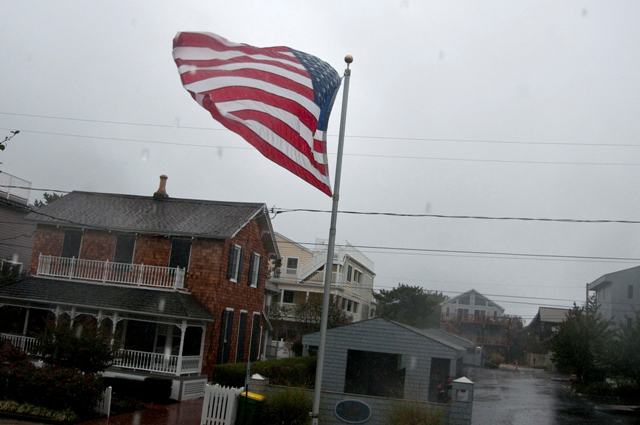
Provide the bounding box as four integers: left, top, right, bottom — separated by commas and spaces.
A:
250, 253, 260, 288
229, 244, 242, 283
353, 269, 362, 284
285, 257, 298, 275
346, 265, 353, 282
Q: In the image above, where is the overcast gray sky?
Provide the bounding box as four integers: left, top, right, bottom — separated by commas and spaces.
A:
2, 0, 640, 321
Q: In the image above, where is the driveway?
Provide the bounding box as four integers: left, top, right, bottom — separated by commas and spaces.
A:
468, 366, 640, 425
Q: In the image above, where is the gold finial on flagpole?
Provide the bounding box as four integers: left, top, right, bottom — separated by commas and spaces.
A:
344, 54, 353, 67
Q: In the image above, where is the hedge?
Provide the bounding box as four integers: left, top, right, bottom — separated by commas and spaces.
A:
213, 356, 316, 388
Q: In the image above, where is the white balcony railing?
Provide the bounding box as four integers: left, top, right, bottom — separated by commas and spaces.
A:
113, 349, 201, 375
0, 333, 38, 354
36, 254, 185, 290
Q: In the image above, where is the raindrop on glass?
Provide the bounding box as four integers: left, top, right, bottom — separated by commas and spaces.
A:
132, 411, 141, 425
140, 148, 150, 162
158, 298, 166, 313
217, 147, 224, 159
174, 117, 181, 128
75, 325, 83, 338
581, 8, 588, 18
438, 50, 445, 61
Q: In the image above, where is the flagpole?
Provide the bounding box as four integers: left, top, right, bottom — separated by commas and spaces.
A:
311, 54, 353, 425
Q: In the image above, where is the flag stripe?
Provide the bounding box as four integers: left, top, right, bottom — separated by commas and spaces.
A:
216, 99, 315, 149
228, 109, 328, 171
179, 68, 314, 100
173, 47, 306, 71
175, 56, 310, 78
184, 76, 320, 119
176, 32, 298, 63
178, 62, 313, 88
191, 86, 318, 133
202, 96, 332, 195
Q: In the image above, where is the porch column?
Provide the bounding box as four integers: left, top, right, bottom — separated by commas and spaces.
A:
197, 325, 206, 373
54, 306, 61, 326
69, 306, 77, 329
110, 312, 119, 347
22, 308, 30, 336
176, 320, 187, 375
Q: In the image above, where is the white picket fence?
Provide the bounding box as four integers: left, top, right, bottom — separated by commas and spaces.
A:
200, 384, 242, 425
95, 386, 112, 418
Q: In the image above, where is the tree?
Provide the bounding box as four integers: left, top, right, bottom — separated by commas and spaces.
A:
294, 297, 351, 331
551, 300, 613, 383
33, 192, 63, 208
612, 313, 640, 385
374, 284, 447, 328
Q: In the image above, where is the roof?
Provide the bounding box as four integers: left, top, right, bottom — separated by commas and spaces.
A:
588, 265, 640, 291
26, 191, 278, 254
537, 307, 570, 323
0, 277, 213, 322
303, 317, 467, 353
442, 289, 505, 312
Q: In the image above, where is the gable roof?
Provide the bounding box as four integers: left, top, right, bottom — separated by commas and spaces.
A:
536, 307, 570, 323
302, 317, 467, 353
26, 191, 277, 253
0, 277, 213, 322
588, 264, 640, 291
442, 289, 505, 312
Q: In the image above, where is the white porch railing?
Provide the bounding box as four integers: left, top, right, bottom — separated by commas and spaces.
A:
0, 333, 38, 354
113, 349, 201, 375
37, 254, 185, 290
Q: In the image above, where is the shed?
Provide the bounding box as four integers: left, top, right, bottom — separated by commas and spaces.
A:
302, 318, 466, 402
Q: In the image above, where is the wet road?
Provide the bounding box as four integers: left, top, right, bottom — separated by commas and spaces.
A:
468, 366, 640, 425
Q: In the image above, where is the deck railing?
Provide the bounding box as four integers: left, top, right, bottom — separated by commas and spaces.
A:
0, 333, 38, 354
37, 254, 185, 290
113, 349, 201, 375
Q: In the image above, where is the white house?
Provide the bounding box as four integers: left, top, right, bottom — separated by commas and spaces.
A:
588, 265, 640, 328
440, 289, 504, 322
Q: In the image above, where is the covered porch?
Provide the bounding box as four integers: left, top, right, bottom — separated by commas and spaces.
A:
0, 277, 213, 377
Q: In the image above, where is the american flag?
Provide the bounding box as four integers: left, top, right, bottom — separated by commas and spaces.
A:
173, 32, 342, 196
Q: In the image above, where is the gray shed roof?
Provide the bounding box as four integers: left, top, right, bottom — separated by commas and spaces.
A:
26, 191, 266, 240
303, 318, 467, 353
0, 277, 213, 322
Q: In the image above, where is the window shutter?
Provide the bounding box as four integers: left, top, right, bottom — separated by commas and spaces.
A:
247, 253, 255, 286
227, 246, 235, 279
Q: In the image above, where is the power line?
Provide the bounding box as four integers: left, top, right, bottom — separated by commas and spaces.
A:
3, 110, 640, 148
7, 127, 640, 168
272, 207, 640, 225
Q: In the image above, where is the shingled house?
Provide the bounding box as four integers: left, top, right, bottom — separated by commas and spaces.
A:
0, 176, 278, 399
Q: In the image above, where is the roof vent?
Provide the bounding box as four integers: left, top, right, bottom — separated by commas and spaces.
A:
153, 175, 169, 200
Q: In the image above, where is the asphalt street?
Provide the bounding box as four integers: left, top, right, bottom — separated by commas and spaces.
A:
468, 366, 640, 425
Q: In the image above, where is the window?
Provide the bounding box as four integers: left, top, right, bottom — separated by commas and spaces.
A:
227, 244, 242, 282
628, 285, 634, 299
169, 239, 191, 269
458, 294, 470, 305
249, 313, 261, 361
347, 300, 353, 312
282, 290, 295, 303
346, 265, 353, 282
248, 253, 261, 288
345, 350, 405, 398
285, 257, 298, 274
342, 298, 347, 310
353, 302, 358, 314
114, 234, 135, 264
61, 229, 82, 258
1, 260, 22, 275
217, 309, 234, 364
353, 269, 362, 283
370, 308, 376, 318
236, 311, 247, 362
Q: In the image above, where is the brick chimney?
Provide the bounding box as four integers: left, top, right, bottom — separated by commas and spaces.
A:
153, 175, 169, 200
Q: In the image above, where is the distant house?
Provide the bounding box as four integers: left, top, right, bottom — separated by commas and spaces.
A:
0, 176, 278, 399
268, 233, 376, 341
588, 265, 640, 328
524, 307, 570, 368
302, 318, 466, 403
440, 289, 520, 356
0, 172, 35, 274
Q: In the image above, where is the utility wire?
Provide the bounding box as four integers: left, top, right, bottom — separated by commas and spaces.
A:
272, 207, 640, 225
3, 110, 640, 148
6, 127, 640, 168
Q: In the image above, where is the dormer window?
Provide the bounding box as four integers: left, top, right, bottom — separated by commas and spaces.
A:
286, 257, 298, 275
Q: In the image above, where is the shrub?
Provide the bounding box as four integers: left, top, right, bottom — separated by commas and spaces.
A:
261, 388, 311, 425
485, 352, 505, 368
388, 401, 444, 425
0, 400, 77, 423
213, 356, 316, 388
0, 363, 103, 417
